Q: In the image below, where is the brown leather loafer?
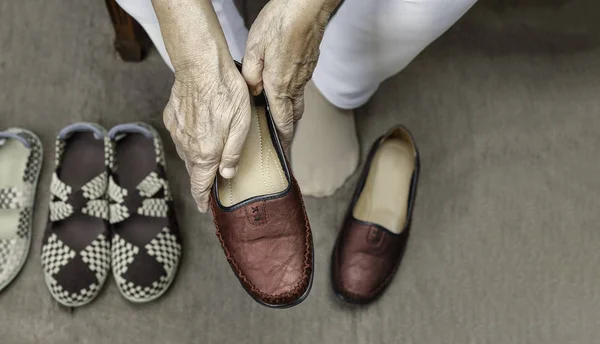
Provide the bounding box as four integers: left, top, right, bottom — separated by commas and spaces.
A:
331, 125, 419, 304
209, 91, 314, 309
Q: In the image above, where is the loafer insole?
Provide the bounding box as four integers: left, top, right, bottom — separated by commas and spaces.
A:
353, 139, 415, 234
0, 138, 28, 239
218, 105, 288, 207
54, 133, 106, 251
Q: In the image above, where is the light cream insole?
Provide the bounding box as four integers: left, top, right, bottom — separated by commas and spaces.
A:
0, 138, 29, 239
218, 105, 288, 206
353, 139, 415, 234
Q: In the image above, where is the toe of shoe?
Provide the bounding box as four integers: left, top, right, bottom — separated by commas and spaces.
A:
115, 274, 176, 303
44, 273, 103, 307
331, 258, 390, 304
248, 270, 313, 308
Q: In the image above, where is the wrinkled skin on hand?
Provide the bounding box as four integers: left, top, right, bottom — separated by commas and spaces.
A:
243, 0, 339, 148
153, 0, 338, 213
163, 63, 252, 213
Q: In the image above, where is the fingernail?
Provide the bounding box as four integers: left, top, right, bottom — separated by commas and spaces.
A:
220, 166, 238, 179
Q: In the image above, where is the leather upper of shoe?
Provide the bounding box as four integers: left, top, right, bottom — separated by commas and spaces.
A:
209, 83, 313, 307
332, 125, 419, 303
211, 179, 312, 306
332, 220, 409, 302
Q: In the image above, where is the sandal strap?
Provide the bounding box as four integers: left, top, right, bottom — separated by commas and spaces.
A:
49, 172, 108, 221
48, 201, 74, 222
137, 199, 168, 218
0, 184, 33, 210
137, 172, 165, 198
50, 173, 71, 201
109, 171, 171, 224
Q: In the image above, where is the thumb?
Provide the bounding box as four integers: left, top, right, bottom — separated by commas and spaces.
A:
219, 100, 252, 179
242, 42, 265, 96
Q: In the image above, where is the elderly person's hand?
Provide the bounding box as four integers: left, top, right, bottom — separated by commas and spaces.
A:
164, 61, 252, 213
152, 0, 253, 212
243, 0, 340, 148
151, 0, 339, 212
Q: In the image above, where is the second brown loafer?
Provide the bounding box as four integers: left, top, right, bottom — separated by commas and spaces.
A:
210, 92, 314, 309
331, 125, 420, 304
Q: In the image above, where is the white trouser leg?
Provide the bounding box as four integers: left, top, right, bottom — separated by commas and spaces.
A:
115, 0, 248, 71
313, 0, 478, 109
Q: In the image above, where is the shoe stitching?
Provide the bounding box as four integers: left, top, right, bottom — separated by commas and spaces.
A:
211, 179, 313, 304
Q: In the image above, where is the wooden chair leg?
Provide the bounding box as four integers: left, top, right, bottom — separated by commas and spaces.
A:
104, 0, 151, 62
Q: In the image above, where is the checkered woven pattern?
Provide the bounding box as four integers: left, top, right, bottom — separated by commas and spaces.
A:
49, 172, 108, 221
54, 139, 65, 167
42, 124, 112, 307
20, 131, 43, 183
137, 171, 172, 201
81, 199, 109, 220
42, 228, 110, 307
108, 176, 127, 203
16, 208, 32, 238
109, 123, 181, 302
0, 185, 33, 210
104, 136, 115, 170
138, 123, 167, 168
50, 173, 71, 202
0, 237, 27, 284
109, 203, 129, 224
116, 275, 170, 300
145, 227, 181, 274
110, 169, 171, 223
80, 234, 110, 282
48, 201, 74, 222
137, 172, 164, 198
41, 234, 76, 275
137, 198, 169, 218
112, 234, 139, 277
0, 187, 19, 209
46, 276, 99, 306
108, 176, 129, 224
0, 129, 43, 291
112, 227, 181, 301
81, 172, 107, 199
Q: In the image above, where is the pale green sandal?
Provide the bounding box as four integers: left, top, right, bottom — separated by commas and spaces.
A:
0, 128, 43, 292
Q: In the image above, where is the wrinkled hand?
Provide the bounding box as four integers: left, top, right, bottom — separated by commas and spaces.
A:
243, 0, 339, 148
163, 62, 252, 212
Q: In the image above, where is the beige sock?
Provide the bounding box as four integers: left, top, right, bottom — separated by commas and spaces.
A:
291, 81, 359, 197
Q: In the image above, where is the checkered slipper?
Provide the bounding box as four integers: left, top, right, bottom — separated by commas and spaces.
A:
41, 123, 112, 307
0, 129, 43, 292
107, 123, 181, 303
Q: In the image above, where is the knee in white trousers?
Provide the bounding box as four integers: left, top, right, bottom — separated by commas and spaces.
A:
117, 0, 477, 108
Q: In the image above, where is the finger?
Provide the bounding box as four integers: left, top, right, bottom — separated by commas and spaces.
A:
266, 94, 295, 150
292, 92, 305, 123
174, 144, 186, 161
219, 97, 252, 179
163, 100, 187, 162
189, 161, 219, 213
242, 39, 265, 96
